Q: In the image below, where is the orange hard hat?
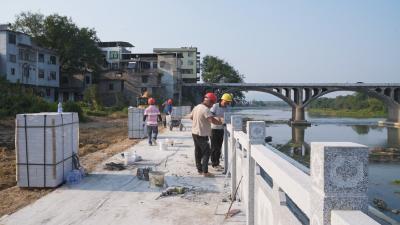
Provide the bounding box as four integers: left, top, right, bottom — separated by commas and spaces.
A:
167, 99, 173, 104
148, 98, 156, 105
204, 92, 217, 103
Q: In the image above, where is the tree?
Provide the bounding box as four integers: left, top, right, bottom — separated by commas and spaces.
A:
11, 12, 103, 77
201, 55, 245, 102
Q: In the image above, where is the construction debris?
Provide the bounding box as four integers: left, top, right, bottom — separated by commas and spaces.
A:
156, 186, 189, 200
226, 209, 241, 218
104, 162, 126, 171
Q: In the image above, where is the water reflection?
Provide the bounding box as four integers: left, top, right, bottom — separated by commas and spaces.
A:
270, 124, 400, 167
275, 126, 310, 166
387, 127, 400, 148
351, 125, 371, 135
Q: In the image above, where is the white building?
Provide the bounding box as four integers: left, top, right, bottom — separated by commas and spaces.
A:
153, 47, 200, 103
98, 41, 135, 70
153, 47, 200, 83
0, 24, 60, 102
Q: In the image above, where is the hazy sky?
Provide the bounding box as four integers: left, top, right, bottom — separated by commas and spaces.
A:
1, 0, 399, 100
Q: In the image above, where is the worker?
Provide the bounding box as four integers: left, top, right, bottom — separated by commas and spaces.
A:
190, 92, 223, 177
210, 93, 233, 171
161, 99, 173, 128
143, 98, 162, 146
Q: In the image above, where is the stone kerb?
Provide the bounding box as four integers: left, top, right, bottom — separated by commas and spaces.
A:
246, 121, 265, 145
310, 142, 369, 225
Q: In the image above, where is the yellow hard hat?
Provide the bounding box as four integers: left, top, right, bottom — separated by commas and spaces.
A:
221, 93, 233, 102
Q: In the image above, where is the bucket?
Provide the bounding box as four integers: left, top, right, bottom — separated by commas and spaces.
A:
149, 171, 165, 188
163, 138, 174, 146
124, 152, 139, 165
159, 140, 168, 151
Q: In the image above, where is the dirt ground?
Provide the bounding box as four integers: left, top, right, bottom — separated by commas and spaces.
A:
0, 115, 140, 217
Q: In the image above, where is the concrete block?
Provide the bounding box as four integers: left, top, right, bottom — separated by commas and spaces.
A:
246, 121, 265, 144
310, 142, 368, 195
128, 107, 147, 139
224, 112, 233, 124
310, 142, 369, 225
231, 115, 243, 131
15, 112, 79, 188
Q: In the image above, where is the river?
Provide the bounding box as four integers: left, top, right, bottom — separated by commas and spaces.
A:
232, 107, 400, 223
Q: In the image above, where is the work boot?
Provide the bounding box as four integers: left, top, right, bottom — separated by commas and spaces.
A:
203, 172, 215, 178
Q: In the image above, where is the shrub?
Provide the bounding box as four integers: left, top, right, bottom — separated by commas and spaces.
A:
0, 76, 58, 118
83, 85, 102, 110
62, 101, 84, 119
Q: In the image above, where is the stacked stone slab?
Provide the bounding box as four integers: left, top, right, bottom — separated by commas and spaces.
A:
15, 112, 79, 188
128, 107, 147, 139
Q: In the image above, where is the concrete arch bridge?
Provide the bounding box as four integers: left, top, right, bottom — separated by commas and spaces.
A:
182, 83, 400, 126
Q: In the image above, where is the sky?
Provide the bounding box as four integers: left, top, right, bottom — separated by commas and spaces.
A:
1, 0, 399, 100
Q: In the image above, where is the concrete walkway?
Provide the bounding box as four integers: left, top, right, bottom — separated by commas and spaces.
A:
0, 119, 245, 225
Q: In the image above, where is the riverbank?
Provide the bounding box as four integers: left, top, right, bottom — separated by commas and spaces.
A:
0, 115, 140, 217
307, 108, 386, 118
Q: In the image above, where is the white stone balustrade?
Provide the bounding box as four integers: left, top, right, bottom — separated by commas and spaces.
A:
223, 115, 382, 225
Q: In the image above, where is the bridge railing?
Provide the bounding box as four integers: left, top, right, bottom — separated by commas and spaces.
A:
223, 115, 381, 225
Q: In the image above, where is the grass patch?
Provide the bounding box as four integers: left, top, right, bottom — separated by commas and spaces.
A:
392, 180, 400, 185
307, 108, 386, 118
82, 106, 128, 119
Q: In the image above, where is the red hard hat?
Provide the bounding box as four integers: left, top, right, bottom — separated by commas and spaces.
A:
204, 92, 217, 103
167, 99, 173, 104
148, 98, 156, 105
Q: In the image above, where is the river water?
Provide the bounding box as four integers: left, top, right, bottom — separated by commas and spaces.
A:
233, 107, 400, 222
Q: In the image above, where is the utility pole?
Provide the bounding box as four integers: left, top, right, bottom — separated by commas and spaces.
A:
175, 52, 182, 106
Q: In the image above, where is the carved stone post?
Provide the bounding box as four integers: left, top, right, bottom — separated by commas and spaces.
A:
246, 121, 265, 225
310, 142, 369, 225
230, 115, 243, 200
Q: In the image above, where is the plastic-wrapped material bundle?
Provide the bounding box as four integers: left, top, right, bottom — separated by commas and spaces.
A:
128, 107, 147, 139
66, 169, 82, 185
15, 112, 79, 188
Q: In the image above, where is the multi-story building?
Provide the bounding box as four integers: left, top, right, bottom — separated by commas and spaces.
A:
59, 73, 93, 102
0, 24, 60, 102
97, 43, 200, 106
99, 41, 135, 71
153, 47, 200, 103
97, 41, 161, 106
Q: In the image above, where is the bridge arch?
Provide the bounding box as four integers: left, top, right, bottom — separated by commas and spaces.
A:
182, 83, 400, 125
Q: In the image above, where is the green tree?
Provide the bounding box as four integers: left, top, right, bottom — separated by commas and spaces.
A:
11, 11, 103, 77
201, 55, 245, 102
83, 85, 102, 110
